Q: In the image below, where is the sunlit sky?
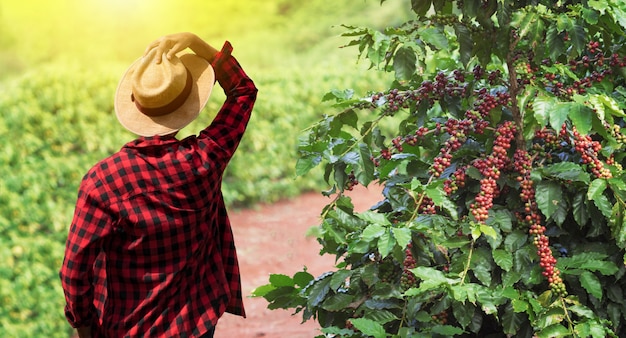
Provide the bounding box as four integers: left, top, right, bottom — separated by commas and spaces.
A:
0, 0, 294, 75
0, 0, 410, 80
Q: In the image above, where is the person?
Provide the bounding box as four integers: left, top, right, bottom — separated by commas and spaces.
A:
59, 32, 257, 338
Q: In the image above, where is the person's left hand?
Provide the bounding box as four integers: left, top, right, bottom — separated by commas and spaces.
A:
76, 326, 92, 338
143, 32, 200, 64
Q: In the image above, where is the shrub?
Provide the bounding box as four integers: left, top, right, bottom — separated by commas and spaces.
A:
255, 1, 626, 336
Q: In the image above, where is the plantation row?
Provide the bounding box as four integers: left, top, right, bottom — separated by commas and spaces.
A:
0, 60, 390, 336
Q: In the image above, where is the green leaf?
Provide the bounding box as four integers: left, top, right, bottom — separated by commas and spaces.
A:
308, 275, 332, 307
330, 270, 353, 291
431, 325, 464, 335
479, 224, 498, 240
392, 227, 412, 249
572, 192, 589, 227
410, 266, 449, 289
367, 31, 391, 66
493, 249, 513, 271
322, 293, 356, 311
589, 94, 626, 119
454, 24, 473, 66
504, 230, 528, 252
377, 228, 395, 257
542, 162, 590, 183
452, 301, 475, 328
293, 271, 314, 287
250, 284, 275, 297
361, 223, 385, 242
361, 264, 380, 287
364, 309, 399, 325
610, 202, 626, 249
356, 143, 375, 186
536, 324, 571, 338
417, 26, 448, 50
471, 248, 495, 286
514, 11, 539, 41
322, 88, 355, 102
579, 260, 619, 276
393, 46, 417, 81
532, 94, 551, 126
411, 0, 432, 16
568, 304, 594, 319
567, 102, 595, 135
545, 24, 566, 61
567, 22, 587, 56
295, 155, 322, 176
536, 181, 563, 220
269, 274, 294, 287
350, 318, 386, 338
594, 194, 613, 218
450, 283, 478, 304
358, 211, 391, 226
502, 304, 526, 335
587, 179, 607, 200
491, 209, 513, 232
579, 271, 603, 300
549, 103, 571, 131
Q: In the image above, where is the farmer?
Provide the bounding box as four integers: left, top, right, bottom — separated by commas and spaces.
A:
59, 32, 257, 338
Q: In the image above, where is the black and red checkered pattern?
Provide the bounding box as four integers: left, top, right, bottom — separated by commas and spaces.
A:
60, 41, 257, 338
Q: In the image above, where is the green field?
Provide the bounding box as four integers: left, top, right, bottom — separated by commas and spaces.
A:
0, 1, 406, 336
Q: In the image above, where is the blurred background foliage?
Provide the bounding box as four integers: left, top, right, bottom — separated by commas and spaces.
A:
0, 0, 409, 336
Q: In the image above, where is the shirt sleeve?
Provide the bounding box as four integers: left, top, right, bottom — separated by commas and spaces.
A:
59, 172, 113, 328
198, 41, 258, 165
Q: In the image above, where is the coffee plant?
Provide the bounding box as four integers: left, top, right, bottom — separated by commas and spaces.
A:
254, 0, 626, 337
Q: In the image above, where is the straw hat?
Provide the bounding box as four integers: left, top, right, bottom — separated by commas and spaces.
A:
115, 48, 215, 136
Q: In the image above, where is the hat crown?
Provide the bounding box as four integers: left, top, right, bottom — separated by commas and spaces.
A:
131, 49, 188, 109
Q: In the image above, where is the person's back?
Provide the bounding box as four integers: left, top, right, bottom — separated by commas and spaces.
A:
60, 33, 257, 338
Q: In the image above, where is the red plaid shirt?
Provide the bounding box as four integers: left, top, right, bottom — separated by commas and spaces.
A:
60, 41, 257, 338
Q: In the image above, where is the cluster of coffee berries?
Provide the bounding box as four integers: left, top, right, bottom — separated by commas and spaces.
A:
513, 150, 536, 210
400, 244, 417, 290
443, 165, 468, 195
587, 40, 601, 54
570, 42, 626, 70
429, 119, 471, 177
611, 124, 626, 144
430, 13, 458, 26
378, 256, 401, 284
535, 233, 567, 297
570, 127, 612, 178
380, 148, 392, 161
391, 136, 404, 153
345, 171, 359, 191
471, 90, 511, 120
545, 68, 612, 97
431, 310, 449, 325
514, 59, 533, 80
533, 127, 560, 148
513, 149, 567, 297
469, 121, 516, 222
418, 196, 437, 215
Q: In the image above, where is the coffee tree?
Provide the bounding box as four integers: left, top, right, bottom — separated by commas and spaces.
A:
254, 0, 626, 336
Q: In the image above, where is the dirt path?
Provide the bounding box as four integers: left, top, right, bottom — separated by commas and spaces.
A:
215, 185, 383, 338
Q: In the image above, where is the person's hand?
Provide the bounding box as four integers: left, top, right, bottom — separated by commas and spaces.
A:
76, 326, 92, 338
144, 32, 199, 63
143, 32, 218, 64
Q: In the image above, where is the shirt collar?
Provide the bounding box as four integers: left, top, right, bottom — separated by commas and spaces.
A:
123, 134, 180, 149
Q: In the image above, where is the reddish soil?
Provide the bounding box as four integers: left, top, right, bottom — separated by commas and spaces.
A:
215, 185, 384, 338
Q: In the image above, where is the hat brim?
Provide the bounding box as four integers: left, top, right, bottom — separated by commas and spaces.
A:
115, 54, 215, 136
